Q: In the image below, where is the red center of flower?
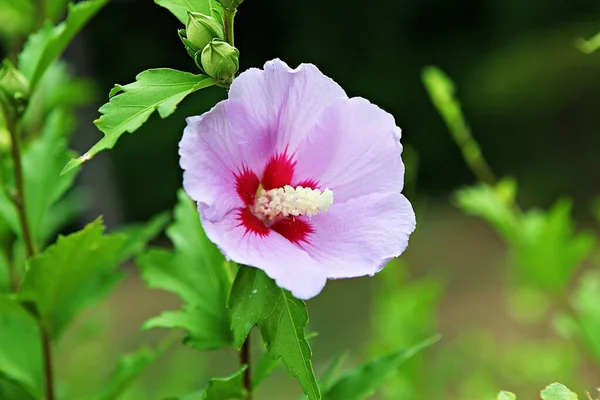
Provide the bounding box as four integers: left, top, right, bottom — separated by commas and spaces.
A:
234, 152, 317, 244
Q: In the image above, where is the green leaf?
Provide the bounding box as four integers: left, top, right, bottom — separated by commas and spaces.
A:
540, 383, 578, 400
174, 366, 247, 400
517, 200, 595, 291
497, 392, 517, 400
323, 336, 439, 400
454, 178, 519, 240
0, 250, 9, 293
63, 69, 215, 173
571, 271, 600, 363
90, 347, 156, 400
137, 190, 232, 351
23, 109, 79, 246
114, 212, 170, 264
0, 296, 43, 399
18, 0, 108, 89
229, 267, 320, 400
155, 0, 223, 24
19, 218, 127, 338
44, 0, 71, 22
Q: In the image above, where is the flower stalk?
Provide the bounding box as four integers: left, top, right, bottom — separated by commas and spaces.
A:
223, 9, 236, 47
240, 333, 252, 400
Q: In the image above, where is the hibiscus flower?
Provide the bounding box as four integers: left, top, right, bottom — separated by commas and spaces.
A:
180, 59, 416, 299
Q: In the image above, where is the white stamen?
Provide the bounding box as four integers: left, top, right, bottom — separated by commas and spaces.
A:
254, 185, 334, 219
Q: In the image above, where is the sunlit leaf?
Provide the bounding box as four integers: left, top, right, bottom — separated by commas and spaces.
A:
19, 219, 126, 338
517, 200, 595, 291
155, 0, 223, 24
454, 178, 519, 240
576, 32, 600, 54
571, 271, 600, 363
0, 0, 34, 38
322, 336, 439, 400
18, 0, 108, 89
137, 190, 232, 351
229, 267, 320, 400
63, 70, 215, 173
0, 296, 43, 399
540, 383, 578, 400
173, 366, 247, 400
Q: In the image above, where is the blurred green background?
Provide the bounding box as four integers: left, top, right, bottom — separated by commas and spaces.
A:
4, 0, 600, 398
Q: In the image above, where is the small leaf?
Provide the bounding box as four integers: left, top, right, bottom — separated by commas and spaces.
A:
0, 296, 43, 399
137, 190, 232, 351
454, 178, 519, 240
18, 0, 108, 89
572, 271, 600, 363
497, 392, 517, 400
19, 218, 127, 339
229, 267, 320, 400
155, 0, 223, 24
63, 69, 215, 173
114, 211, 170, 263
90, 347, 156, 400
541, 383, 578, 400
323, 336, 439, 400
173, 366, 247, 400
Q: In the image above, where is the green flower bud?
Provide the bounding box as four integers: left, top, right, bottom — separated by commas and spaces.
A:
217, 0, 244, 11
185, 12, 224, 52
0, 60, 29, 117
201, 39, 239, 86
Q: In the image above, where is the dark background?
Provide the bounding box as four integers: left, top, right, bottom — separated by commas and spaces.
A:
75, 0, 600, 223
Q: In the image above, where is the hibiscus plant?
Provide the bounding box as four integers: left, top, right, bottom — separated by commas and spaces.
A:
1, 0, 599, 399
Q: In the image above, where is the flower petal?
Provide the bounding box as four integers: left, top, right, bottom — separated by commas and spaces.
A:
200, 206, 328, 299
228, 59, 347, 155
306, 192, 416, 279
293, 97, 404, 203
180, 100, 274, 222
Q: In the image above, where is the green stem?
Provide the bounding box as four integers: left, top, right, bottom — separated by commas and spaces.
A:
240, 333, 252, 400
8, 118, 54, 400
223, 9, 236, 47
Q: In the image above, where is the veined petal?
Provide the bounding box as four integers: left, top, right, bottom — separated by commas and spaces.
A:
200, 206, 328, 299
180, 100, 273, 221
293, 97, 405, 203
228, 59, 347, 155
306, 192, 416, 279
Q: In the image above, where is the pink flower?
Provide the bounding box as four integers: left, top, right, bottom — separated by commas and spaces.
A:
180, 59, 416, 299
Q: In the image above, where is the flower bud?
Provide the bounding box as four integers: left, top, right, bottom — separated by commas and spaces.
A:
185, 12, 224, 53
217, 0, 244, 11
201, 39, 239, 86
0, 61, 29, 117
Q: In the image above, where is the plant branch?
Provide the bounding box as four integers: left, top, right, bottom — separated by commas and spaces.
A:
8, 117, 54, 400
240, 333, 252, 400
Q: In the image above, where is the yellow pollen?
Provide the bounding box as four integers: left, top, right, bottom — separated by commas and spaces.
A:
254, 185, 334, 219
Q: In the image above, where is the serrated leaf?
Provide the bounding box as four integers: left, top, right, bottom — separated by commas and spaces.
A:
0, 296, 43, 399
497, 392, 517, 400
517, 200, 595, 291
172, 366, 247, 400
19, 218, 127, 339
90, 347, 156, 400
540, 383, 578, 400
137, 190, 232, 351
229, 267, 320, 400
63, 69, 215, 173
155, 0, 223, 24
18, 0, 108, 89
323, 336, 439, 400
